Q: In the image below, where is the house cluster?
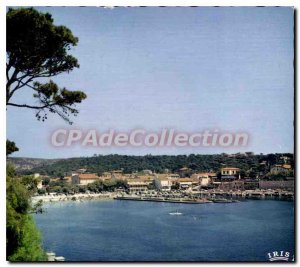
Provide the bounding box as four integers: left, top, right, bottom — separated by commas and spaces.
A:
37, 159, 294, 193
56, 168, 219, 192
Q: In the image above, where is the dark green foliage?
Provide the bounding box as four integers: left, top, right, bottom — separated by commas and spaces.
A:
171, 184, 179, 190
6, 140, 19, 156
37, 188, 46, 195
85, 179, 127, 193
7, 215, 46, 261
24, 153, 294, 180
42, 177, 50, 186
44, 179, 128, 194
6, 8, 86, 124
32, 200, 43, 213
7, 8, 78, 74
7, 163, 17, 177
6, 8, 88, 261
6, 166, 46, 261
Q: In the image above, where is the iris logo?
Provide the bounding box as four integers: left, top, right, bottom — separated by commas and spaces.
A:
267, 251, 294, 261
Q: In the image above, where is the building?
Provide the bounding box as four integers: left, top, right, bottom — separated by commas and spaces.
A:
154, 178, 172, 191
127, 179, 149, 193
259, 180, 294, 191
220, 167, 240, 181
178, 167, 192, 177
136, 175, 154, 186
98, 174, 112, 181
270, 165, 292, 175
153, 173, 168, 179
168, 174, 180, 179
37, 180, 43, 189
218, 180, 245, 191
76, 168, 87, 174
191, 172, 217, 187
141, 169, 153, 175
221, 167, 240, 176
72, 173, 100, 185
177, 178, 193, 189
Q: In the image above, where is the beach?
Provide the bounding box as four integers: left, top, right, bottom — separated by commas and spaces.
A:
32, 192, 115, 204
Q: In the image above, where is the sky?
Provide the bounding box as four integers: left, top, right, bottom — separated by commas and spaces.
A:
7, 7, 294, 158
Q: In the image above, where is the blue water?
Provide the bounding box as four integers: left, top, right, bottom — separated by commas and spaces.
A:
33, 200, 294, 262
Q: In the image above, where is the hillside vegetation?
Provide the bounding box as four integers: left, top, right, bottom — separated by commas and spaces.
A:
10, 153, 294, 177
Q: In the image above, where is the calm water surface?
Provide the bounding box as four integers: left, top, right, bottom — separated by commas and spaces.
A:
34, 199, 294, 261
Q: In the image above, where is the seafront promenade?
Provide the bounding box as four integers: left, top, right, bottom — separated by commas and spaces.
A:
32, 188, 294, 205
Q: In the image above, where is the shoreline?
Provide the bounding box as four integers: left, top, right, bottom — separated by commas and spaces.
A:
32, 189, 294, 205
32, 192, 115, 204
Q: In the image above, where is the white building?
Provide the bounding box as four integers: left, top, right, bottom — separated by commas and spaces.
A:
127, 180, 149, 193
191, 173, 216, 187
221, 167, 240, 176
37, 180, 43, 189
154, 179, 172, 191
177, 178, 193, 189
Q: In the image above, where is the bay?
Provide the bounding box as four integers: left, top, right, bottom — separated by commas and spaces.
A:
33, 199, 294, 262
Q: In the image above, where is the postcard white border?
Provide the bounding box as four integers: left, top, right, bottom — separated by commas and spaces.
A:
1, 1, 298, 266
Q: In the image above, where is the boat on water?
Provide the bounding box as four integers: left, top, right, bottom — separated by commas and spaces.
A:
46, 252, 65, 262
212, 198, 233, 203
169, 211, 182, 215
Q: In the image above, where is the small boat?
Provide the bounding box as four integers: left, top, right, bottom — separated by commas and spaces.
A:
54, 256, 65, 262
212, 198, 232, 203
169, 211, 182, 215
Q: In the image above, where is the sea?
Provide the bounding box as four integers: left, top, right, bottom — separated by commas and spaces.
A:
33, 199, 295, 262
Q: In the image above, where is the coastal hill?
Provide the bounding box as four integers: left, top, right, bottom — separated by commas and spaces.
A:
8, 153, 293, 178
7, 157, 60, 172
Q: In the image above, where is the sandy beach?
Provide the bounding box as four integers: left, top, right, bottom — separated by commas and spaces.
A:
32, 192, 115, 204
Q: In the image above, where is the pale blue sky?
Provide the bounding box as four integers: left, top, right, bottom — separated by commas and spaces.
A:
7, 7, 294, 158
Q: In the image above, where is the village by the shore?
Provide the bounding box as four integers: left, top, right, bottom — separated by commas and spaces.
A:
32, 153, 294, 205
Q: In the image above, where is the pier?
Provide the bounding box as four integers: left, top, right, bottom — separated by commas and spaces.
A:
114, 196, 238, 204
192, 189, 294, 200
115, 188, 294, 204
